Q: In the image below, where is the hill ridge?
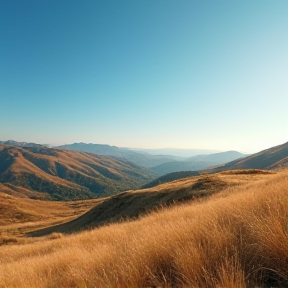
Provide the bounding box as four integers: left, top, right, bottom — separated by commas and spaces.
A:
206, 141, 288, 173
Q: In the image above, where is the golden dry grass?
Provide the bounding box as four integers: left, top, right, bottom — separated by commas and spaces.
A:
29, 169, 275, 236
0, 170, 288, 287
0, 192, 102, 240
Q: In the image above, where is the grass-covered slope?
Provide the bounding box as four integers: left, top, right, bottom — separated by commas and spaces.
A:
0, 169, 287, 287
0, 192, 99, 227
30, 169, 274, 236
0, 191, 100, 245
0, 145, 156, 200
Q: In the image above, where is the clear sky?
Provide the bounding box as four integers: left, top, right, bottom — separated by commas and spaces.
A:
1, 0, 287, 153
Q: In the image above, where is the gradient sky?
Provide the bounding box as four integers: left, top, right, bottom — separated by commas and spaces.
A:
1, 0, 287, 153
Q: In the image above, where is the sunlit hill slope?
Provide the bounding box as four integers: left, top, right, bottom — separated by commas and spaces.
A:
0, 145, 156, 200
29, 169, 273, 236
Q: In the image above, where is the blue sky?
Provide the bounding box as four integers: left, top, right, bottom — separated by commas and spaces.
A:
1, 0, 287, 153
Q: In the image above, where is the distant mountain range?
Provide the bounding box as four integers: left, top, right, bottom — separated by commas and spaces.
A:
0, 144, 156, 200
151, 151, 247, 175
142, 143, 288, 188
128, 148, 219, 158
57, 143, 249, 175
0, 140, 44, 148
57, 143, 183, 168
206, 141, 288, 173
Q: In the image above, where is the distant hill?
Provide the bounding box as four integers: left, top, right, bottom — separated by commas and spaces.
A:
57, 143, 123, 157
188, 151, 246, 162
57, 143, 182, 168
206, 141, 288, 173
0, 140, 44, 148
151, 161, 208, 175
129, 148, 219, 157
0, 145, 156, 200
151, 151, 246, 175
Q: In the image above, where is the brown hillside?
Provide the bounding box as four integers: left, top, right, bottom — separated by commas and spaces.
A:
29, 169, 274, 236
269, 156, 288, 169
207, 141, 288, 173
0, 145, 155, 200
0, 182, 48, 199
0, 191, 101, 238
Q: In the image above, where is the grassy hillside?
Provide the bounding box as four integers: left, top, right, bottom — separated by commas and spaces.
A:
29, 169, 274, 236
0, 192, 100, 226
0, 169, 287, 287
0, 190, 100, 245
0, 145, 156, 200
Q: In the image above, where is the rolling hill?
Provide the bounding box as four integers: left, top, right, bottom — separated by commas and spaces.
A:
206, 141, 288, 173
0, 145, 156, 200
0, 191, 99, 228
29, 169, 273, 236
